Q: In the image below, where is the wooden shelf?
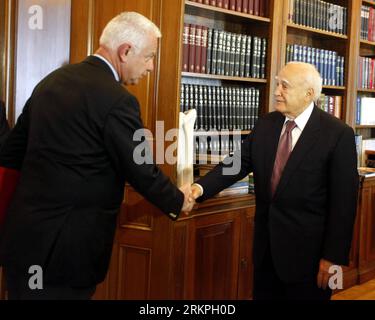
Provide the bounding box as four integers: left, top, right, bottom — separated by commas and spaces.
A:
185, 0, 271, 23
358, 89, 375, 93
323, 85, 346, 90
360, 40, 375, 48
182, 72, 267, 83
356, 125, 375, 129
287, 23, 348, 40
195, 153, 228, 163
194, 130, 251, 136
363, 0, 375, 7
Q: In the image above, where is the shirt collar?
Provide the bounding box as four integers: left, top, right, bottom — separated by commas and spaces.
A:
284, 102, 314, 131
93, 54, 120, 82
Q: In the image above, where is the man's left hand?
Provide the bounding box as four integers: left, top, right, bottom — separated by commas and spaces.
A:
317, 259, 335, 290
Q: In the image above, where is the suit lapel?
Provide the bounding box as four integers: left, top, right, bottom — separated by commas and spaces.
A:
264, 113, 285, 200
273, 106, 321, 199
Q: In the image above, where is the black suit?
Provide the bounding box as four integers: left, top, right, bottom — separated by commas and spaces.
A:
0, 100, 10, 147
0, 56, 184, 294
197, 107, 359, 299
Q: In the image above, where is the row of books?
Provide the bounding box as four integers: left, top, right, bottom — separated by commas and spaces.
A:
189, 0, 269, 17
358, 57, 375, 90
195, 162, 251, 196
317, 94, 342, 119
361, 5, 375, 42
356, 96, 375, 125
195, 135, 243, 158
288, 0, 347, 35
182, 24, 267, 78
355, 136, 375, 168
286, 44, 345, 87
181, 84, 260, 131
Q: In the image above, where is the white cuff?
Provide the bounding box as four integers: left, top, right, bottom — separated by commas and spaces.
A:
192, 183, 204, 197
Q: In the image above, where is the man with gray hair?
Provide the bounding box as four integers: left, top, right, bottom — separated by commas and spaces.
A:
0, 12, 191, 299
189, 62, 359, 300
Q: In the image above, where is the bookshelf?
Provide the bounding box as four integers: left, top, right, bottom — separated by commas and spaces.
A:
355, 0, 375, 164
181, 0, 280, 200
178, 0, 375, 197
185, 0, 271, 22
182, 71, 268, 82
281, 0, 354, 123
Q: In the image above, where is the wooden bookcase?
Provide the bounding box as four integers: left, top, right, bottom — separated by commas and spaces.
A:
355, 1, 375, 144
1, 0, 375, 300
182, 0, 283, 202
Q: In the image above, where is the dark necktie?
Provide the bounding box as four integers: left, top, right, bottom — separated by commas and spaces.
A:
271, 120, 297, 197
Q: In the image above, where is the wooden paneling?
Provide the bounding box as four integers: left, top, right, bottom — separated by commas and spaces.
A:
238, 207, 255, 299
359, 179, 375, 284
0, 0, 5, 100
369, 190, 375, 261
120, 188, 154, 229
14, 0, 71, 119
117, 246, 152, 300
170, 223, 188, 299
190, 212, 241, 300
0, 0, 16, 126
69, 0, 91, 63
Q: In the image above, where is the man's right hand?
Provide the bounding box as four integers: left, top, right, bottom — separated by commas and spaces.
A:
190, 184, 203, 202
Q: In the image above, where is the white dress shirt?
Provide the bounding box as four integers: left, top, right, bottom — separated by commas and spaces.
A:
282, 102, 315, 150
93, 54, 120, 82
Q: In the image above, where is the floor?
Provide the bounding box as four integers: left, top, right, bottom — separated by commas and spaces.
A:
332, 279, 375, 300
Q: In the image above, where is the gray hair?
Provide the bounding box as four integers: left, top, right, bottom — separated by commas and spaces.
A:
286, 61, 323, 102
99, 12, 162, 52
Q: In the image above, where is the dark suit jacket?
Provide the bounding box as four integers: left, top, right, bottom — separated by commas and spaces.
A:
0, 101, 10, 147
197, 107, 359, 283
0, 56, 184, 287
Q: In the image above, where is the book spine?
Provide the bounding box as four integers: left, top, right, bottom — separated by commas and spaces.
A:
182, 24, 190, 72
195, 26, 202, 73
206, 29, 213, 74
211, 29, 219, 75
245, 36, 251, 78
242, 0, 249, 14
254, 0, 259, 16
249, 0, 254, 15
259, 0, 265, 17
201, 27, 208, 74
236, 0, 243, 12
188, 25, 196, 73
261, 38, 267, 79
240, 35, 247, 78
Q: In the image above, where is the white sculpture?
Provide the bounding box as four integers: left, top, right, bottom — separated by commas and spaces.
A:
177, 109, 197, 187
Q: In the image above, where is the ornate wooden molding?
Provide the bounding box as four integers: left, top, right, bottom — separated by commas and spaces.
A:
2, 0, 16, 126
87, 0, 95, 56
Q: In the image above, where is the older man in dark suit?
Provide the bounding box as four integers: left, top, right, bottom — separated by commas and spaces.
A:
0, 12, 191, 300
189, 62, 359, 300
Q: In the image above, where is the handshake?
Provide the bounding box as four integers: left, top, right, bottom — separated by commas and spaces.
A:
179, 184, 203, 214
